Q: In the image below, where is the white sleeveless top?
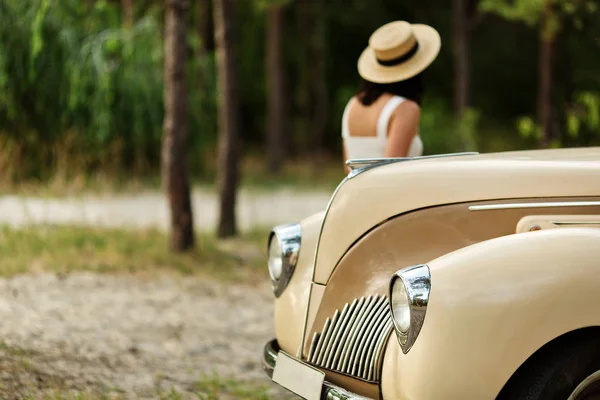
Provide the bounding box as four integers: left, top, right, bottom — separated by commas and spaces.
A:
342, 95, 423, 160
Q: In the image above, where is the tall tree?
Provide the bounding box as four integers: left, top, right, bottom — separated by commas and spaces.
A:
122, 0, 134, 27
295, 0, 327, 161
538, 0, 556, 147
452, 0, 470, 117
213, 0, 240, 238
265, 2, 287, 173
478, 0, 591, 146
196, 0, 214, 57
162, 0, 195, 251
309, 0, 327, 161
453, 0, 486, 117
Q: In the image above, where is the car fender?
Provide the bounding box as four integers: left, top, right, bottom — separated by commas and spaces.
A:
381, 227, 600, 400
274, 210, 324, 355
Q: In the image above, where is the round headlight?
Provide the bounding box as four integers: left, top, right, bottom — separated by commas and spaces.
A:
391, 277, 410, 333
267, 223, 301, 297
268, 234, 283, 281
389, 264, 431, 354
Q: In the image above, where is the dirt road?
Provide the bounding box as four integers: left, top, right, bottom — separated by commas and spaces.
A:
0, 189, 331, 232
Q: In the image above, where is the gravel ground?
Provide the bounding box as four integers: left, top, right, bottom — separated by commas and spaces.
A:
0, 271, 295, 399
0, 190, 322, 398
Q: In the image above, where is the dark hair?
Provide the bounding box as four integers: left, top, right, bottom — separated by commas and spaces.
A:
357, 72, 424, 106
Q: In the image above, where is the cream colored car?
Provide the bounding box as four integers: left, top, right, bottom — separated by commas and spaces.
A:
262, 148, 600, 400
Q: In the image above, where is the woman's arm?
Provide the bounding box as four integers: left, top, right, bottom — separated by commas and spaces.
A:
343, 145, 350, 174
384, 101, 421, 158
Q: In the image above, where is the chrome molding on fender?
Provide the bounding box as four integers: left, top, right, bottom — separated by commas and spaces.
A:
346, 152, 479, 179
468, 201, 600, 211
307, 295, 393, 382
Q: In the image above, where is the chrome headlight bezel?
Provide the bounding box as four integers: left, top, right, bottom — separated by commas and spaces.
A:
268, 223, 301, 297
389, 264, 431, 354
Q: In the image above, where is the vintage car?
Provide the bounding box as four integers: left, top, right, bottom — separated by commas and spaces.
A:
261, 147, 600, 400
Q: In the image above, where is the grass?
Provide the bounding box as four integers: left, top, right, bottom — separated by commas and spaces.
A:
0, 155, 345, 198
7, 368, 280, 400
16, 376, 278, 400
192, 373, 280, 400
0, 225, 271, 282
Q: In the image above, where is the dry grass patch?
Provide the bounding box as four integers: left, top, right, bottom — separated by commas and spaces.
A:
0, 225, 270, 282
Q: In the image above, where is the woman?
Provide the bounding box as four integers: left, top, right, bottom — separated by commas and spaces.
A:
342, 20, 441, 172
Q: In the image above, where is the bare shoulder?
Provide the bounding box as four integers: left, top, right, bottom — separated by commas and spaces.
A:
393, 98, 421, 118
389, 99, 421, 128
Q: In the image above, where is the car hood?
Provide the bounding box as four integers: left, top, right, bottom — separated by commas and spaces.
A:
313, 147, 600, 284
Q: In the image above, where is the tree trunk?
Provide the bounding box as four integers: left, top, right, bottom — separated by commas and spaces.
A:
294, 0, 311, 154
538, 0, 555, 148
196, 0, 214, 57
213, 0, 240, 238
452, 0, 470, 117
303, 0, 327, 163
121, 0, 134, 27
266, 4, 286, 173
162, 0, 195, 252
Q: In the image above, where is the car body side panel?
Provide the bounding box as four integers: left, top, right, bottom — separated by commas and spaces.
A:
303, 197, 600, 356
315, 147, 600, 284
381, 228, 600, 400
274, 211, 324, 355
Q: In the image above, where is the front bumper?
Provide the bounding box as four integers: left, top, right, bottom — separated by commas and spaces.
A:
262, 339, 373, 400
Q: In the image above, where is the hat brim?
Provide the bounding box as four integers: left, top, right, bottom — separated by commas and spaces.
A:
357, 24, 441, 84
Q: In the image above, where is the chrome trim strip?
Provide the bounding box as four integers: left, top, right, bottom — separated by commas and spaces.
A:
349, 296, 386, 377
468, 201, 600, 211
389, 264, 431, 354
552, 220, 600, 225
316, 310, 340, 365
337, 296, 368, 370
262, 339, 373, 400
346, 296, 380, 376
310, 317, 331, 363
355, 300, 386, 379
325, 299, 359, 368
308, 295, 392, 382
360, 303, 390, 380
346, 152, 479, 178
269, 223, 302, 298
371, 319, 394, 380
323, 383, 373, 400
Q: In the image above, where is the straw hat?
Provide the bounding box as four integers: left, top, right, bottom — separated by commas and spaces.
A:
358, 21, 441, 84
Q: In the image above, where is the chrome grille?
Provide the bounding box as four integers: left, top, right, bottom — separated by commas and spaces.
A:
307, 295, 393, 382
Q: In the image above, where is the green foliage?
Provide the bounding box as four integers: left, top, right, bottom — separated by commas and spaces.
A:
1, 0, 600, 186
566, 91, 600, 138
517, 116, 542, 140
30, 0, 50, 79
516, 91, 600, 146
253, 0, 291, 12
0, 0, 216, 182
419, 98, 480, 154
480, 0, 599, 37
480, 0, 546, 26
